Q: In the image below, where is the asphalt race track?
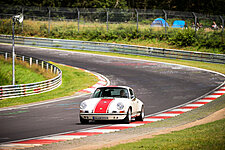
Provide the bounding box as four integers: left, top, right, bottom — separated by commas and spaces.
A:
0, 44, 224, 143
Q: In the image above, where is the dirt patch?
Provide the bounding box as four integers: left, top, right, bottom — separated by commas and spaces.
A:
71, 108, 225, 150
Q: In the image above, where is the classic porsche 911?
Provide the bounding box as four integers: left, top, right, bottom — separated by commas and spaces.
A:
79, 86, 144, 124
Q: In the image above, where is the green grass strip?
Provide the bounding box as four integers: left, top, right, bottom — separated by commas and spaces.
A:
0, 57, 47, 85
102, 118, 225, 150
0, 62, 98, 108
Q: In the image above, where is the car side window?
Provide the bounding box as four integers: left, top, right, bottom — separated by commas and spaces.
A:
92, 89, 101, 98
129, 89, 135, 99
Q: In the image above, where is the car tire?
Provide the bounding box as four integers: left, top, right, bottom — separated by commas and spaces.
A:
135, 105, 144, 121
80, 116, 89, 124
124, 108, 132, 124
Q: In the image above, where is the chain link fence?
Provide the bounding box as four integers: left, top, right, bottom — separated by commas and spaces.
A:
0, 5, 224, 34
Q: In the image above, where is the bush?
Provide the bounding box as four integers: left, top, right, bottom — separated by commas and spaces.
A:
168, 29, 196, 46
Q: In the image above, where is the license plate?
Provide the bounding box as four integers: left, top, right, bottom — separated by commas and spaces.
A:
93, 116, 108, 120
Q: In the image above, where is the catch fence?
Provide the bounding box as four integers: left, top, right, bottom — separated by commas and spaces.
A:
0, 5, 224, 34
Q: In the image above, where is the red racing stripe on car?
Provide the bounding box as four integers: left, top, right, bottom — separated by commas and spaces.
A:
94, 99, 114, 113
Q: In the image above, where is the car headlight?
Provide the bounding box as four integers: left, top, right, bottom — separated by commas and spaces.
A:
117, 102, 124, 110
80, 102, 87, 109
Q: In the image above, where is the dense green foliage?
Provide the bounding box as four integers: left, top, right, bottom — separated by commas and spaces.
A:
1, 19, 224, 54
0, 0, 224, 15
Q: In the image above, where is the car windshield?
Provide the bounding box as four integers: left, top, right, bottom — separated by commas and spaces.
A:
92, 87, 129, 98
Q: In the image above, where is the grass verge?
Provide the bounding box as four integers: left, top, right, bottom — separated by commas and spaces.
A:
102, 118, 225, 150
0, 62, 98, 108
0, 56, 54, 85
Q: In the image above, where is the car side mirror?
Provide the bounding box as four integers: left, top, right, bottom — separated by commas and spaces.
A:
131, 95, 136, 100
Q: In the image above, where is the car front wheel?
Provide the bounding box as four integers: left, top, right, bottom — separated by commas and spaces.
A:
124, 108, 132, 124
80, 116, 89, 124
135, 105, 144, 121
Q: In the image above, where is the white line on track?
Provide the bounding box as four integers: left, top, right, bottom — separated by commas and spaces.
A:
79, 129, 120, 133
156, 113, 180, 117
42, 135, 86, 140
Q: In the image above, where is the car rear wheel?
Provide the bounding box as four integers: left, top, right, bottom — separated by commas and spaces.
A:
80, 116, 89, 124
124, 108, 132, 124
135, 105, 144, 121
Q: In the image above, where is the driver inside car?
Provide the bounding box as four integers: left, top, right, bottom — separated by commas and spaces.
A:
120, 90, 128, 98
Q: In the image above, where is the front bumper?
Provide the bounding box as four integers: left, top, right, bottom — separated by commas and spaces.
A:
80, 113, 127, 120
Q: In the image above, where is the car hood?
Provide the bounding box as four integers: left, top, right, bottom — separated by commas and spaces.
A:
81, 98, 129, 113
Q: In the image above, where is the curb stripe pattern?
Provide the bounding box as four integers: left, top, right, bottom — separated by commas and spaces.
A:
1, 85, 224, 149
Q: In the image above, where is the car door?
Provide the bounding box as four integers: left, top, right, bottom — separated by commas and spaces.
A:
129, 88, 138, 116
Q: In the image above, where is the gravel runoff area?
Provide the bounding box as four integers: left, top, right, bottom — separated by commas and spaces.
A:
26, 94, 225, 150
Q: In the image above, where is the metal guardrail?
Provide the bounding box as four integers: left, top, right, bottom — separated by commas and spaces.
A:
0, 51, 62, 99
0, 35, 224, 64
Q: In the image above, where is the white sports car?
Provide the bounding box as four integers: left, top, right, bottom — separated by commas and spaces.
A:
79, 86, 144, 124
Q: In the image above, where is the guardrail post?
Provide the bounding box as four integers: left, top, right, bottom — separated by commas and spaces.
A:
22, 56, 24, 61
46, 63, 49, 71
36, 59, 38, 65
5, 52, 7, 60
51, 65, 53, 72
42, 61, 44, 69
29, 57, 32, 66
54, 66, 56, 74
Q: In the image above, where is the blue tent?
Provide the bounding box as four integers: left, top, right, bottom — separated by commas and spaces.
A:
172, 20, 185, 28
151, 18, 169, 27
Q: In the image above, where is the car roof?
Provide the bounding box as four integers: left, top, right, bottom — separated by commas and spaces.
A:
99, 86, 131, 89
